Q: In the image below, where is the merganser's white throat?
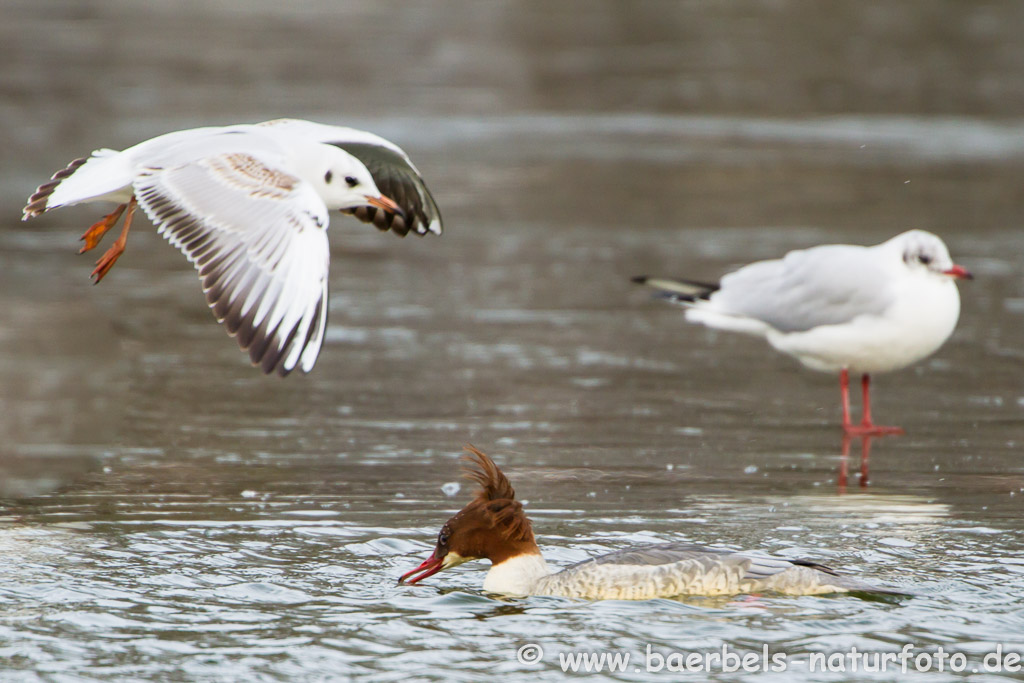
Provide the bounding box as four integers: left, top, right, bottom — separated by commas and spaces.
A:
482, 553, 552, 596
399, 446, 909, 600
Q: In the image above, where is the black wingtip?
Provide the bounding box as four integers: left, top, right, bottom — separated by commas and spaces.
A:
631, 275, 649, 285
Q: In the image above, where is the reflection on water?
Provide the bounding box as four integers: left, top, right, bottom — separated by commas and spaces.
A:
838, 435, 872, 493
2, 0, 1024, 679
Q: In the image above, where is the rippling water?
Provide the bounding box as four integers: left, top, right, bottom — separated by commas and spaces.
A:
2, 1, 1024, 680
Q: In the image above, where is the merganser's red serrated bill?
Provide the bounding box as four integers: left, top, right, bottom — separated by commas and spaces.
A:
398, 553, 444, 585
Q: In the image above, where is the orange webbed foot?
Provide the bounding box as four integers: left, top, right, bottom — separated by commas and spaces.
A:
79, 204, 128, 254
90, 243, 126, 283
842, 423, 905, 437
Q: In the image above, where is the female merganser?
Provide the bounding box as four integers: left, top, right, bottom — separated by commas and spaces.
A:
399, 447, 907, 599
633, 230, 972, 436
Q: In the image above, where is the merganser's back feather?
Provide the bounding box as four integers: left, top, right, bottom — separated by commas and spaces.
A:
533, 542, 907, 599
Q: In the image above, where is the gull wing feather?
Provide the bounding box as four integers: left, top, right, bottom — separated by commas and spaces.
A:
252, 119, 443, 236
331, 141, 443, 237
133, 150, 331, 375
704, 244, 896, 333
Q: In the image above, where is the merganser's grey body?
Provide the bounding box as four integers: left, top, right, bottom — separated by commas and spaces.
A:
521, 543, 899, 599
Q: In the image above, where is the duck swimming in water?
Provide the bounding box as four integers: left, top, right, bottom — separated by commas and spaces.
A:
399, 446, 908, 600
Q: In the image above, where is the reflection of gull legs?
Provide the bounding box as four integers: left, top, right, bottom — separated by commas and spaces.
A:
838, 437, 848, 493
839, 369, 905, 436
838, 434, 873, 494
859, 437, 871, 487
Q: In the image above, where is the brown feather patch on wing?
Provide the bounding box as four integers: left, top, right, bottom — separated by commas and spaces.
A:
460, 445, 533, 544
210, 153, 298, 199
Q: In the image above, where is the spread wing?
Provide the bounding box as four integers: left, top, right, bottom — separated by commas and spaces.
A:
251, 119, 443, 237
133, 150, 331, 376
332, 141, 443, 237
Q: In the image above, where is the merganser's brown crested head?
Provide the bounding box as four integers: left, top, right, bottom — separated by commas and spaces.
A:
399, 446, 538, 585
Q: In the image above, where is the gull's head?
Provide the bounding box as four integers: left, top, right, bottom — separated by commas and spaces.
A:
895, 230, 973, 281
315, 146, 403, 218
399, 446, 537, 586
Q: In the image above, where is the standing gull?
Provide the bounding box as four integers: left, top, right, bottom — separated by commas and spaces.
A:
633, 230, 972, 435
22, 119, 443, 376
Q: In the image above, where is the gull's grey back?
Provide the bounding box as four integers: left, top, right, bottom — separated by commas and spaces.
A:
708, 243, 897, 333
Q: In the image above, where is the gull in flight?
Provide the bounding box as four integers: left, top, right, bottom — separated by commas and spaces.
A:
23, 119, 443, 376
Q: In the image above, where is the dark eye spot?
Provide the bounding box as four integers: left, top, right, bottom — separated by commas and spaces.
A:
438, 531, 449, 547
919, 254, 933, 265
324, 170, 333, 184
345, 176, 359, 188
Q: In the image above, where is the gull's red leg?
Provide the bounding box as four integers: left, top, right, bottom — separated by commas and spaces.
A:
79, 203, 128, 253
861, 373, 874, 427
841, 372, 904, 436
858, 373, 904, 436
91, 196, 137, 283
839, 368, 854, 432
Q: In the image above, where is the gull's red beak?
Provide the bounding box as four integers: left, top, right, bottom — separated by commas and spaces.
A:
365, 193, 404, 217
398, 552, 445, 585
943, 264, 974, 280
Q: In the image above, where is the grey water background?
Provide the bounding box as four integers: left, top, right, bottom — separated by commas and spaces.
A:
1, 1, 1023, 680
